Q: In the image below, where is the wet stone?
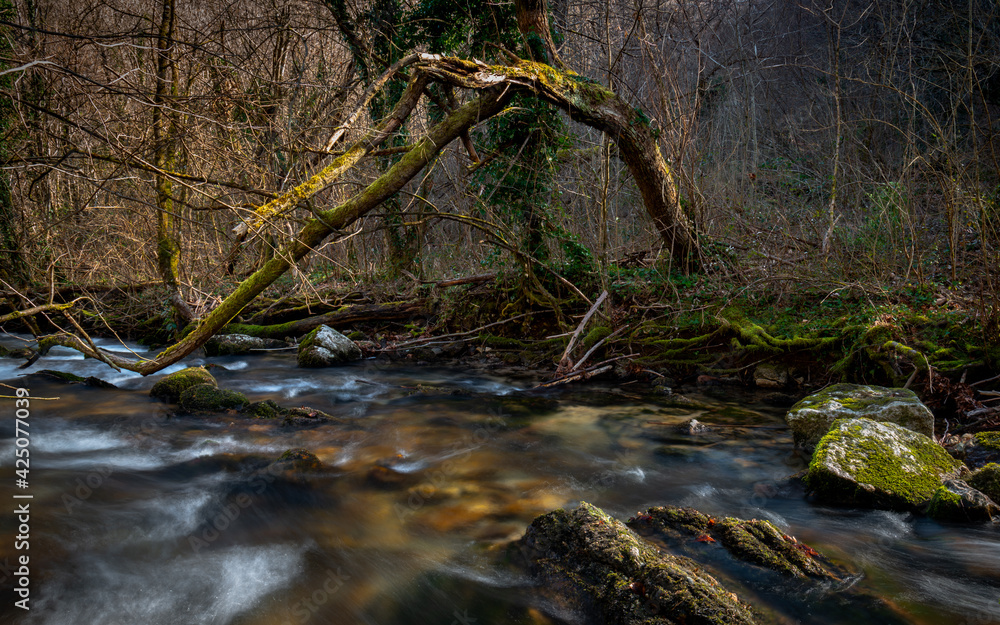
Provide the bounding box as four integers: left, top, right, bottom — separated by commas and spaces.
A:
150, 366, 217, 403
927, 479, 999, 523
205, 333, 291, 356
805, 418, 963, 510
178, 384, 250, 413
514, 501, 757, 625
786, 383, 934, 449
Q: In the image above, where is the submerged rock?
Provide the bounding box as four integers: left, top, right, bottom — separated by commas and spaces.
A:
178, 384, 250, 413
786, 383, 934, 448
149, 366, 217, 403
627, 506, 840, 579
514, 501, 756, 625
205, 333, 291, 356
805, 418, 962, 510
926, 479, 999, 523
297, 325, 362, 367
269, 448, 324, 473
33, 369, 118, 389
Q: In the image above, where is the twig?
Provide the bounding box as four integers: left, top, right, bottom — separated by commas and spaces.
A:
559, 290, 608, 369
389, 312, 535, 349
572, 325, 628, 372
971, 372, 1000, 387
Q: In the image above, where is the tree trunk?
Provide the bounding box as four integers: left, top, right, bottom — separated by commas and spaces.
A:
38, 80, 510, 373
153, 0, 193, 325
417, 57, 699, 268
37, 53, 698, 373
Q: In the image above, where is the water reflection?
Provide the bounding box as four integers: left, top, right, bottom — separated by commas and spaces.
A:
0, 336, 996, 624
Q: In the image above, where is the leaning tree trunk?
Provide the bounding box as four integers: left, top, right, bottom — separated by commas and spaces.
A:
38, 52, 698, 374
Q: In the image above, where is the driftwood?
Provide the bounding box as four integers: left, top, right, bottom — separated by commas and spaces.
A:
222, 300, 428, 339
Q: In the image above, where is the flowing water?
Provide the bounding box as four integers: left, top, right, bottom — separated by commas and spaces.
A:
0, 336, 998, 625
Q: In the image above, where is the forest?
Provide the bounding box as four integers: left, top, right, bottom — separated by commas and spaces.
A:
3, 1, 1000, 624
1, 0, 998, 387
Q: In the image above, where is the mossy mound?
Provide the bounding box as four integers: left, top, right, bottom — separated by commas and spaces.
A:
967, 463, 1000, 503
627, 506, 839, 579
806, 418, 963, 510
515, 501, 756, 625
786, 384, 934, 449
926, 479, 998, 523
150, 366, 217, 403
178, 384, 249, 413
245, 399, 283, 419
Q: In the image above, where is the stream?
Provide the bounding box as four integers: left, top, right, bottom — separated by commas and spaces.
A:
0, 336, 998, 625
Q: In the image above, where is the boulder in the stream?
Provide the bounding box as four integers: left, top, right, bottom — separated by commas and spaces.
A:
150, 366, 217, 403
805, 418, 962, 510
627, 506, 841, 579
785, 383, 934, 448
926, 479, 999, 523
178, 384, 250, 413
968, 462, 1000, 502
205, 333, 292, 356
514, 501, 757, 625
297, 325, 362, 367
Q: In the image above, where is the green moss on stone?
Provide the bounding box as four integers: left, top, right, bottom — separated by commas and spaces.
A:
806, 418, 961, 509
975, 432, 1000, 451
968, 463, 1000, 502
245, 399, 283, 419
149, 366, 217, 403
178, 384, 249, 413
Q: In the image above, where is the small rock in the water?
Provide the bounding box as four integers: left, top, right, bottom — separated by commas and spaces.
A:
178, 384, 250, 413
297, 325, 362, 367
786, 383, 934, 448
269, 448, 324, 473
805, 418, 962, 510
245, 399, 283, 419
150, 366, 217, 403
926, 479, 999, 522
205, 333, 291, 356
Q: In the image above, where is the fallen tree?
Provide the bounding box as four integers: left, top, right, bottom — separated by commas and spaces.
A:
27, 5, 699, 374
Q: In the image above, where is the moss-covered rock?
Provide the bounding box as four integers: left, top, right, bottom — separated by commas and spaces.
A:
297, 325, 362, 367
967, 463, 1000, 503
627, 506, 839, 579
805, 418, 962, 510
964, 431, 1000, 469
515, 501, 757, 625
178, 384, 249, 413
786, 383, 934, 448
245, 399, 283, 419
205, 333, 291, 356
150, 366, 217, 403
926, 479, 998, 523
